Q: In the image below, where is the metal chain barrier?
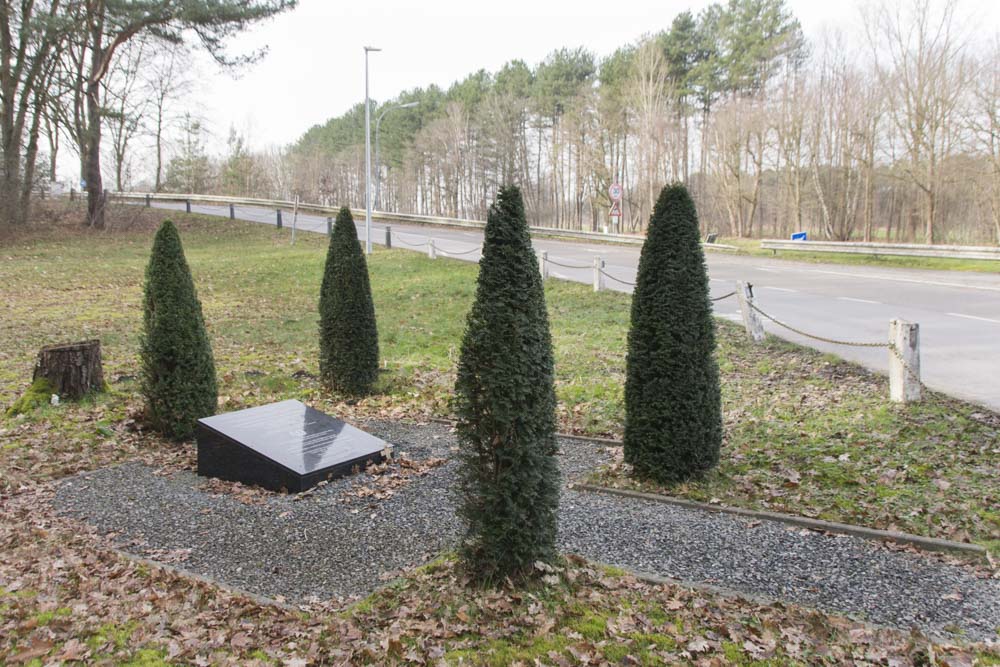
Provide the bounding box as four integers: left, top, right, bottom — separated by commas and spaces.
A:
545, 257, 591, 270
748, 302, 889, 349
436, 244, 482, 256
711, 291, 737, 302
394, 234, 428, 248
598, 268, 636, 286
748, 300, 926, 390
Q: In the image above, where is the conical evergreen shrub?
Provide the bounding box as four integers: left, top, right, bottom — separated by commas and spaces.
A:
624, 183, 722, 482
454, 185, 560, 584
319, 207, 379, 395
140, 220, 217, 440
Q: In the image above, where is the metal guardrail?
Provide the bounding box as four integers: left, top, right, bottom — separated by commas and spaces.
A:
112, 192, 739, 252
760, 239, 1000, 261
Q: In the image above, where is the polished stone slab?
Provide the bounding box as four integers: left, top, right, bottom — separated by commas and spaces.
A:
196, 400, 388, 492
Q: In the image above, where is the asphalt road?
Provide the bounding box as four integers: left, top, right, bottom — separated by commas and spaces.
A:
148, 201, 1000, 411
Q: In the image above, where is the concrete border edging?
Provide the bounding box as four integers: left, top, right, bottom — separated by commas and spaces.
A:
591, 561, 968, 643
575, 483, 987, 559
112, 548, 300, 612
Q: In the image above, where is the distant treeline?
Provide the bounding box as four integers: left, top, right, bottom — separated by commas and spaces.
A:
225, 0, 1000, 244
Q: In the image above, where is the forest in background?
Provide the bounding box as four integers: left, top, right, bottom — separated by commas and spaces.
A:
8, 0, 997, 244
262, 0, 996, 243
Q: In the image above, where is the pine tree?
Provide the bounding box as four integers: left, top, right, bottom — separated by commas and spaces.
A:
140, 220, 217, 440
624, 183, 722, 482
454, 185, 560, 584
319, 207, 379, 395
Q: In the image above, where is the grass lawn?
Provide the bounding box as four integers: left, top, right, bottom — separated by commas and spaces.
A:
2, 203, 997, 552
716, 236, 1000, 273
0, 204, 998, 663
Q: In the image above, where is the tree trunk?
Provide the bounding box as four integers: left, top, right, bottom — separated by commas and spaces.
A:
33, 340, 105, 400
85, 13, 106, 229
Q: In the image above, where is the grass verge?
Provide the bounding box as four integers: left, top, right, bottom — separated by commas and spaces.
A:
718, 236, 1000, 273
0, 206, 997, 551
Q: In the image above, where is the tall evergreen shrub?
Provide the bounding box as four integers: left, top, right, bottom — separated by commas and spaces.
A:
454, 185, 560, 584
319, 207, 379, 395
624, 184, 722, 482
140, 220, 217, 440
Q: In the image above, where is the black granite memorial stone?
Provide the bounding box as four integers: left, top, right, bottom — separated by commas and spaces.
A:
196, 400, 388, 492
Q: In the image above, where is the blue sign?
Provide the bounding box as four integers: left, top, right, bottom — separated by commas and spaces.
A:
791, 231, 807, 241
79, 179, 87, 189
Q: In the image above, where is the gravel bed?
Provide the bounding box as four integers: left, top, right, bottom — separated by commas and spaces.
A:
54, 420, 1000, 641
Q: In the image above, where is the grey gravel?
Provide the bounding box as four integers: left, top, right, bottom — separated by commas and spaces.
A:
54, 420, 1000, 641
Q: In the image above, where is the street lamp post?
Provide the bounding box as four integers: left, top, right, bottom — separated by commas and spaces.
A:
375, 101, 419, 211
364, 46, 381, 255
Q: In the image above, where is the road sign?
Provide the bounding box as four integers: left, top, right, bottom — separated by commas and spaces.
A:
608, 183, 623, 201
610, 200, 622, 218
791, 231, 807, 241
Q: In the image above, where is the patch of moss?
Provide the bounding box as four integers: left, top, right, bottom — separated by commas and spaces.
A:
445, 635, 573, 666
86, 621, 139, 652
5, 378, 55, 417
566, 610, 608, 640
32, 606, 71, 625
120, 648, 171, 666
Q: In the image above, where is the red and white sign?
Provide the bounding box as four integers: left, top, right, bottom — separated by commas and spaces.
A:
608, 183, 623, 201
610, 200, 622, 218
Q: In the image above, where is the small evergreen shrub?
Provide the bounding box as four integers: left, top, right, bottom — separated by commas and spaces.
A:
453, 185, 560, 584
319, 207, 379, 395
140, 220, 217, 440
624, 183, 722, 482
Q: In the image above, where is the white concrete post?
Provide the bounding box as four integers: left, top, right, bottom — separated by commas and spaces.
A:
736, 281, 765, 343
889, 320, 921, 403
427, 239, 436, 259
539, 250, 548, 279
593, 257, 604, 292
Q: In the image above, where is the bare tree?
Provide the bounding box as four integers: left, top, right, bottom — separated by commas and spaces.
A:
0, 0, 71, 226
103, 37, 150, 191
867, 0, 969, 243
143, 44, 192, 192
966, 38, 1000, 244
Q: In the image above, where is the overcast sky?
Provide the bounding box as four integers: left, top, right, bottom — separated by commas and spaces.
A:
158, 0, 1000, 158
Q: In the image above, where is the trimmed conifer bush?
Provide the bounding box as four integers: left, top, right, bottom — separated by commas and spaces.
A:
140, 220, 217, 440
624, 183, 722, 482
453, 185, 560, 584
319, 206, 379, 395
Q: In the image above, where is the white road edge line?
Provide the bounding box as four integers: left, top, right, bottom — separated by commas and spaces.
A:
760, 286, 797, 293
808, 268, 1000, 293
837, 297, 882, 305
947, 312, 1000, 324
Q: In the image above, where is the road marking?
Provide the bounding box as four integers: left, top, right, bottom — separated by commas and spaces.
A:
550, 271, 571, 280
756, 267, 782, 273
808, 268, 1000, 293
760, 286, 797, 293
837, 297, 882, 305
947, 312, 1000, 324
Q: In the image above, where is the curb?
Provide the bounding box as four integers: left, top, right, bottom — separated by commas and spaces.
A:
575, 483, 987, 560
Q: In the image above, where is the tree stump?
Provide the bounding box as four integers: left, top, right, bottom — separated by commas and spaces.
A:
33, 340, 105, 400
